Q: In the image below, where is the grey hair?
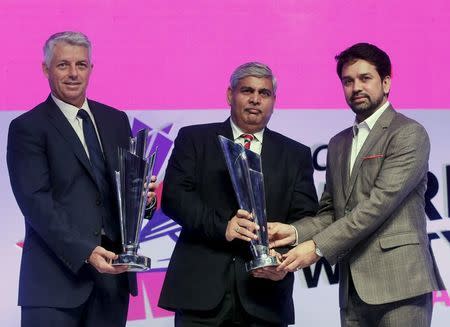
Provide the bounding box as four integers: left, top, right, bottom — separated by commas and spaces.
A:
230, 62, 277, 95
43, 31, 92, 66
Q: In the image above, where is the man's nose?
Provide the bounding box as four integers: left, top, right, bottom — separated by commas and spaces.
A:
352, 79, 363, 92
249, 93, 261, 104
68, 65, 78, 78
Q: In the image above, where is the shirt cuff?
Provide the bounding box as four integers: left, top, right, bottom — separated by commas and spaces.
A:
290, 225, 299, 246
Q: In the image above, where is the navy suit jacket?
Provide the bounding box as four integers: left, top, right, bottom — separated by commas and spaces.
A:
158, 120, 318, 324
7, 95, 137, 308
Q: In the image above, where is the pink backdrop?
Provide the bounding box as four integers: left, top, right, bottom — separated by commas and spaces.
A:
1, 0, 450, 110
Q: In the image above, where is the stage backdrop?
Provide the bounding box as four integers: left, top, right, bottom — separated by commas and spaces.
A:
1, 1, 450, 326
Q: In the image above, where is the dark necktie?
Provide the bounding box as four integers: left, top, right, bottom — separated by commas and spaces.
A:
77, 109, 116, 238
241, 133, 254, 150
77, 109, 107, 186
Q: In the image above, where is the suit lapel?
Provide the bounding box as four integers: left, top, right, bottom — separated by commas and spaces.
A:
215, 119, 240, 209
216, 118, 234, 137
260, 128, 277, 207
44, 96, 98, 185
345, 106, 396, 201
338, 128, 353, 199
215, 118, 234, 153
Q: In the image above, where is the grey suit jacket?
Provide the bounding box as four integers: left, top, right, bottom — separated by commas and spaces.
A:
293, 106, 445, 307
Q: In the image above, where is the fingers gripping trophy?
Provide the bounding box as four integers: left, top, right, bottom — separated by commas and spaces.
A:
112, 128, 157, 272
218, 135, 278, 271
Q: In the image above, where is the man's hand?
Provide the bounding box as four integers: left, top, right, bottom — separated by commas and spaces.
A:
277, 240, 320, 272
252, 266, 288, 281
87, 246, 129, 274
267, 222, 296, 248
225, 209, 259, 242
251, 249, 287, 281
146, 175, 157, 207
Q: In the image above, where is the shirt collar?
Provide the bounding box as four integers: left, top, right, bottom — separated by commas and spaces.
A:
229, 117, 264, 143
352, 101, 390, 136
51, 94, 90, 121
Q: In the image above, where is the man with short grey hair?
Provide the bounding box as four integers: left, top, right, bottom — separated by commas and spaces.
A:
7, 31, 156, 327
158, 62, 318, 326
43, 31, 92, 67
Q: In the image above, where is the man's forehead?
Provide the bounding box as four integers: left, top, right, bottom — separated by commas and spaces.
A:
343, 59, 377, 71
342, 59, 379, 77
236, 76, 273, 89
53, 42, 88, 54
51, 42, 90, 61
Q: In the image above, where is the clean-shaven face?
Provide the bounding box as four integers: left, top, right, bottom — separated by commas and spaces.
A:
227, 76, 275, 134
43, 42, 92, 108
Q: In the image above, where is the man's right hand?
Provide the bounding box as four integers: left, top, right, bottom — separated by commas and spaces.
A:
225, 209, 259, 242
267, 222, 297, 248
87, 246, 129, 274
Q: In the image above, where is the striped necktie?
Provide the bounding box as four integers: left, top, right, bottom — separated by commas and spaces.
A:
241, 134, 254, 150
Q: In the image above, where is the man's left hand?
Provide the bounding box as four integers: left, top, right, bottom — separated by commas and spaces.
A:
146, 175, 157, 207
251, 266, 287, 281
251, 249, 287, 281
277, 240, 320, 272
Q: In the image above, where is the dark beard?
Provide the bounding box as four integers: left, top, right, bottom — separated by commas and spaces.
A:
349, 94, 384, 121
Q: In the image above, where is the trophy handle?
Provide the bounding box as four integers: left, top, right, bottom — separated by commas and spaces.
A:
114, 170, 126, 249
129, 137, 137, 155
134, 148, 158, 247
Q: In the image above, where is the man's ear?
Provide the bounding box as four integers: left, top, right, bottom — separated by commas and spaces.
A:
42, 62, 49, 79
382, 75, 391, 95
226, 87, 233, 106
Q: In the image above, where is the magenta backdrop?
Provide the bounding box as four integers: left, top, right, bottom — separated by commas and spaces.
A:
1, 0, 450, 110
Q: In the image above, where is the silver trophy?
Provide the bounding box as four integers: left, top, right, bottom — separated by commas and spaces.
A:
112, 128, 157, 272
218, 135, 278, 271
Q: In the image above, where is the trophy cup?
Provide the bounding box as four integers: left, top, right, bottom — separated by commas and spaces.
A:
112, 128, 157, 272
218, 135, 278, 271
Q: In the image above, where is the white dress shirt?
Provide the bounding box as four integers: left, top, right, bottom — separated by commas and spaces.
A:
349, 101, 390, 174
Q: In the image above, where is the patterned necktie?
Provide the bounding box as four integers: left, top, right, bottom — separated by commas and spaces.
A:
241, 133, 254, 150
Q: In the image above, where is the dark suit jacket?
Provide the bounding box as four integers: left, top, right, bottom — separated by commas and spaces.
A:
7, 95, 137, 308
158, 119, 318, 324
294, 106, 445, 308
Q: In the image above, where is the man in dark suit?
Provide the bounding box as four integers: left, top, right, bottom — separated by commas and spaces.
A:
158, 62, 318, 326
269, 43, 445, 326
7, 31, 156, 327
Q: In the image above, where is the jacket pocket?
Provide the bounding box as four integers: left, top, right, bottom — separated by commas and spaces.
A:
379, 232, 420, 250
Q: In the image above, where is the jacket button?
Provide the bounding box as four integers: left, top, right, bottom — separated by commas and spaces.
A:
96, 199, 102, 206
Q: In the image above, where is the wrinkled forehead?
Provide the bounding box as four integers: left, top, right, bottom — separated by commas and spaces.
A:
235, 76, 274, 90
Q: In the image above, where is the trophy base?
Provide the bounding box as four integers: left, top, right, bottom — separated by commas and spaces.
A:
245, 255, 278, 272
112, 253, 151, 272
